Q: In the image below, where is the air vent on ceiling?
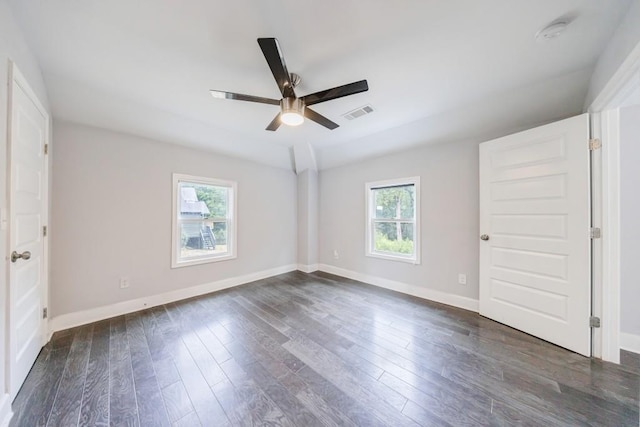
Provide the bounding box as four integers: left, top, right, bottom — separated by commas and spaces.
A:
342, 105, 374, 120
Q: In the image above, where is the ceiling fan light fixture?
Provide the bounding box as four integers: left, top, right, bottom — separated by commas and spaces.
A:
281, 112, 304, 126
280, 97, 305, 126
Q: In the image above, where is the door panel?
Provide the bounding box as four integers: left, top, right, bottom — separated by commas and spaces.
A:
9, 65, 48, 397
479, 114, 591, 356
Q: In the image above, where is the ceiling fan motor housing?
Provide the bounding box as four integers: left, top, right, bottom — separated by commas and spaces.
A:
289, 73, 301, 88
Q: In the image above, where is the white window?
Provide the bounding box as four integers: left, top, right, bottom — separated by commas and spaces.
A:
172, 174, 237, 268
365, 177, 420, 264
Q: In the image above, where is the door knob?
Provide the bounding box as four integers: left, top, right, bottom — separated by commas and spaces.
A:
11, 251, 31, 263
480, 234, 490, 241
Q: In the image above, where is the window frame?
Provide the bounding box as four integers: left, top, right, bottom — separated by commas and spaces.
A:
171, 173, 237, 268
365, 176, 420, 264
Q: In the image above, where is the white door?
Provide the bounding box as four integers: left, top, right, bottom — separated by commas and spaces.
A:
8, 63, 49, 397
479, 114, 591, 356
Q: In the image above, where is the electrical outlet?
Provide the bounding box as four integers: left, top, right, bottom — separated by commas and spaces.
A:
120, 277, 130, 289
333, 249, 339, 260
458, 274, 467, 285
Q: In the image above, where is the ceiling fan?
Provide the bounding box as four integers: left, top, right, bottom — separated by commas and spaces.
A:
210, 38, 369, 131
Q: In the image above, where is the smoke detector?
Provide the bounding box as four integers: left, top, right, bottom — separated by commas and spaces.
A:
535, 21, 569, 41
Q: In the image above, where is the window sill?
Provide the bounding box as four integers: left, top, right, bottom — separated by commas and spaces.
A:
366, 251, 420, 265
171, 253, 237, 269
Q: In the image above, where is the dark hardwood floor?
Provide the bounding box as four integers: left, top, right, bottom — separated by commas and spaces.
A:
10, 271, 640, 426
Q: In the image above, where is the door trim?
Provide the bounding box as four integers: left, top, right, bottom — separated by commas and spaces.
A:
588, 40, 640, 363
6, 60, 50, 398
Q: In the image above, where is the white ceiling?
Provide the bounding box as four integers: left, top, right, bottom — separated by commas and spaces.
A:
9, 0, 632, 170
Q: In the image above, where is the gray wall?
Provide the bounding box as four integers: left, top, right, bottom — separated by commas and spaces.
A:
0, 0, 49, 414
297, 169, 318, 268
319, 139, 479, 300
586, 0, 640, 107
297, 170, 309, 265
308, 170, 318, 265
620, 104, 640, 337
51, 121, 297, 317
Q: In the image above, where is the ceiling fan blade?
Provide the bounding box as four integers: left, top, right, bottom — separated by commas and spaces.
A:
301, 80, 369, 106
210, 90, 280, 105
304, 107, 339, 130
257, 38, 295, 98
266, 113, 282, 131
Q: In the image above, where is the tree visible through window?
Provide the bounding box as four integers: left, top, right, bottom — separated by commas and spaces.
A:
366, 177, 420, 263
172, 174, 237, 267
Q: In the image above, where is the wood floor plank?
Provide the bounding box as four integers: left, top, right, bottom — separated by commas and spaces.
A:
139, 310, 181, 390
310, 272, 472, 332
210, 377, 250, 426
229, 294, 291, 334
47, 324, 93, 426
161, 381, 194, 423
620, 349, 640, 375
292, 365, 392, 427
126, 313, 171, 427
441, 360, 597, 426
278, 369, 358, 427
171, 411, 202, 427
10, 345, 51, 420
241, 361, 324, 427
126, 313, 156, 381
10, 345, 70, 427
157, 304, 231, 426
171, 302, 228, 387
489, 398, 558, 426
225, 298, 290, 345
109, 316, 140, 427
10, 272, 640, 427
218, 357, 295, 426
78, 320, 110, 427
222, 304, 306, 373
401, 400, 453, 427
380, 371, 490, 426
283, 331, 419, 427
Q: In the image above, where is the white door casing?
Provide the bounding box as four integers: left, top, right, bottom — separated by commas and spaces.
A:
479, 114, 591, 356
7, 62, 49, 398
588, 39, 640, 363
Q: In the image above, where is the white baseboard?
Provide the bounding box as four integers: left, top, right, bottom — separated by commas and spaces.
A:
0, 394, 12, 427
317, 264, 479, 313
297, 263, 319, 273
49, 264, 298, 334
620, 332, 640, 354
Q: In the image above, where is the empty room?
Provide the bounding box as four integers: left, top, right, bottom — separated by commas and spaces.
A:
1, 0, 639, 426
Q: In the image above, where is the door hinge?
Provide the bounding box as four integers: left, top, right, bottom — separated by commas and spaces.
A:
42, 307, 48, 319
589, 138, 601, 151
589, 316, 601, 328
44, 144, 48, 155
43, 225, 47, 237
590, 227, 601, 239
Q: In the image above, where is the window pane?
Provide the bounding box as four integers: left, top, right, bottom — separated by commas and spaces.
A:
372, 185, 415, 219
211, 221, 228, 247
179, 221, 227, 259
173, 174, 236, 267
373, 222, 414, 255
179, 182, 228, 220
